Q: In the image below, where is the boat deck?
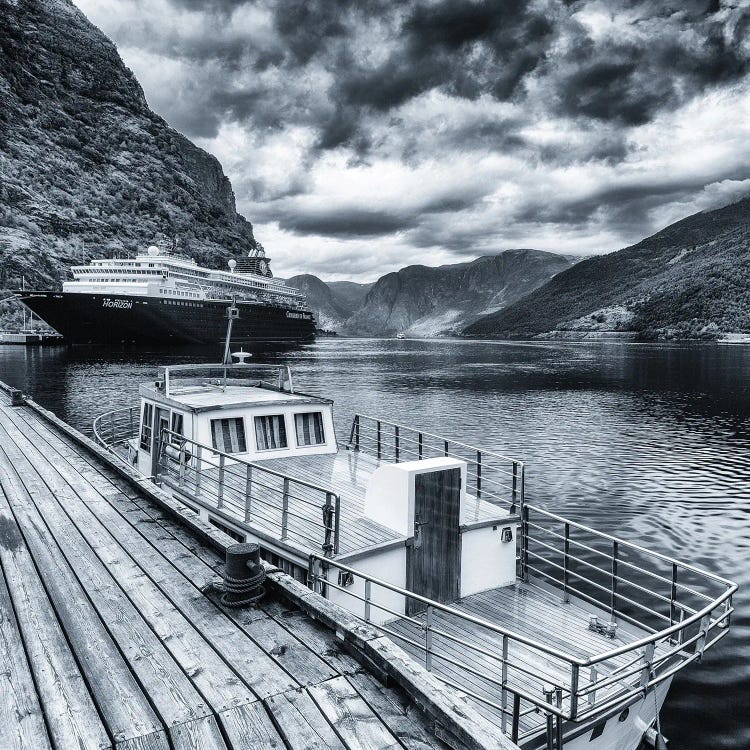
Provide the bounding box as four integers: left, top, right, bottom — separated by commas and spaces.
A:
386, 581, 656, 739
0, 387, 454, 750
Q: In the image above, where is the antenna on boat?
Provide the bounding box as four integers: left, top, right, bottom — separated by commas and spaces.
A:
222, 297, 240, 366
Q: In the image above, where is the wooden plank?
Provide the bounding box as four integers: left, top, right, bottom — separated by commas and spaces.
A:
349, 672, 449, 750
0, 554, 52, 750
308, 675, 401, 750
1, 409, 299, 701
0, 436, 167, 747
0, 486, 111, 750
0, 412, 266, 712
218, 701, 285, 750
169, 716, 228, 750
261, 599, 361, 676
265, 689, 345, 750
0, 419, 197, 741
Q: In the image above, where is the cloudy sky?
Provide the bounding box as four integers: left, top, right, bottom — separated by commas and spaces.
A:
75, 0, 750, 281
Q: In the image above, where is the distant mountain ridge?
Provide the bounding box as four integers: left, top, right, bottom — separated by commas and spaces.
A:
465, 196, 750, 340
0, 0, 259, 291
289, 250, 572, 336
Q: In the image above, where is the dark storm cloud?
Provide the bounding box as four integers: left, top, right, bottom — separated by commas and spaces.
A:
275, 207, 418, 237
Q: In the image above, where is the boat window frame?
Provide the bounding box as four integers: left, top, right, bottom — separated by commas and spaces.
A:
253, 413, 289, 452
140, 402, 154, 453
210, 416, 248, 454
293, 411, 326, 447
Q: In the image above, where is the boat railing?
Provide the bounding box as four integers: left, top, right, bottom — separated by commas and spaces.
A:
93, 406, 140, 458
347, 414, 524, 512
158, 363, 294, 397
309, 512, 735, 743
155, 429, 341, 557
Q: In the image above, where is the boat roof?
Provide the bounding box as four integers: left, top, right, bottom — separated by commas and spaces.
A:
140, 382, 329, 413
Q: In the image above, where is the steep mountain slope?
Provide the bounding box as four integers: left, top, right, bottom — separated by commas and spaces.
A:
464, 197, 750, 340
0, 0, 259, 292
342, 250, 572, 336
285, 275, 373, 330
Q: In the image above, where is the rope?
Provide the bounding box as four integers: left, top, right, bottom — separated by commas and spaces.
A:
202, 565, 266, 608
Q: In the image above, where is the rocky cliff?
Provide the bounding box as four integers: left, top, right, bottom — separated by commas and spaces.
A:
0, 0, 258, 291
464, 196, 750, 340
342, 250, 572, 336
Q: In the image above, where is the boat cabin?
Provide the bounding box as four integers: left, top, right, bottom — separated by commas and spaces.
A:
134, 362, 337, 478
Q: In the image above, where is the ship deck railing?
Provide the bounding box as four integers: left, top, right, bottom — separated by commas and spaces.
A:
156, 363, 297, 397
347, 413, 524, 512
309, 505, 736, 747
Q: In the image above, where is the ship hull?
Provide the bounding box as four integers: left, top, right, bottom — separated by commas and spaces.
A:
20, 292, 316, 346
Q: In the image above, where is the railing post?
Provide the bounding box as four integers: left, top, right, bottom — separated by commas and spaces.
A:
281, 478, 289, 540
555, 688, 563, 750
669, 563, 678, 629
611, 540, 619, 622
129, 407, 134, 441
476, 451, 482, 498
696, 614, 710, 661
640, 643, 655, 688
364, 579, 371, 622
217, 453, 225, 508
333, 494, 341, 555
195, 444, 202, 492
244, 464, 253, 522
376, 420, 382, 460
110, 412, 114, 446
569, 663, 580, 721
512, 461, 518, 512
520, 503, 529, 582
544, 687, 554, 750
501, 635, 509, 733
563, 522, 570, 603
588, 665, 597, 707
425, 605, 433, 671
443, 439, 448, 457
418, 432, 423, 459
322, 493, 335, 558
511, 693, 520, 743
178, 439, 186, 485
395, 425, 400, 462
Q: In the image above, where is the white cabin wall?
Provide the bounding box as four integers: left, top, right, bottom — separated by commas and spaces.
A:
326, 546, 407, 625
460, 524, 517, 597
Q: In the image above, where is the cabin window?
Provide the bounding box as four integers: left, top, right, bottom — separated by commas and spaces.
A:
170, 412, 184, 445
140, 403, 153, 452
254, 414, 288, 451
211, 418, 247, 453
295, 412, 325, 446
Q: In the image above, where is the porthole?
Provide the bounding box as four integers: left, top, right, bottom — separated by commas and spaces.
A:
618, 707, 629, 722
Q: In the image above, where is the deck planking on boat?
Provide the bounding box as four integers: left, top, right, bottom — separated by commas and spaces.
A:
0, 392, 455, 750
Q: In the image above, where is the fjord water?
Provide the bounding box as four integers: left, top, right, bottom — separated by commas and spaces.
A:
1, 338, 748, 749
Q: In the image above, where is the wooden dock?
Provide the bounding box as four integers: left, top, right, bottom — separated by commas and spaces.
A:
0, 383, 518, 750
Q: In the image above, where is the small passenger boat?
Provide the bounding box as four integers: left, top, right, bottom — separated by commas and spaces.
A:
94, 312, 736, 750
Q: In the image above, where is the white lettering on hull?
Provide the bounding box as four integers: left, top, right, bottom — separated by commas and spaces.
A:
102, 299, 133, 309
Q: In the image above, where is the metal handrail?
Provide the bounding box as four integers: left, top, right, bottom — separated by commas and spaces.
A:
92, 406, 139, 450
157, 429, 341, 556
347, 414, 525, 510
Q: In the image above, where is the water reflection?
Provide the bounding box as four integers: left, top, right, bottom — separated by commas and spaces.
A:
1, 338, 749, 749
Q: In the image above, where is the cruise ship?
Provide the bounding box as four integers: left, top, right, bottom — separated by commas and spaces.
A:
18, 245, 316, 345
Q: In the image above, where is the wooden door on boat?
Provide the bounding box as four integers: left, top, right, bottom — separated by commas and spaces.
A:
407, 467, 461, 615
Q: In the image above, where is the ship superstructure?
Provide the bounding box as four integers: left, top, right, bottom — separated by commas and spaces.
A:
19, 246, 316, 345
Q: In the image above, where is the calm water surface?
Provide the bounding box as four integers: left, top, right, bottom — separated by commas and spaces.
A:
1, 338, 748, 749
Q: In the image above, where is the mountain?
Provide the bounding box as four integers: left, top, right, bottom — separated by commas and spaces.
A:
285, 274, 373, 330
0, 0, 259, 293
464, 197, 750, 340
341, 250, 572, 336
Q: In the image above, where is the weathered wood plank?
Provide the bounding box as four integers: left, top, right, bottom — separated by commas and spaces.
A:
0, 486, 111, 750
218, 701, 285, 750
0, 411, 259, 715
169, 716, 228, 750
0, 419, 203, 738
0, 553, 52, 750
0, 437, 166, 746
349, 672, 449, 750
2, 409, 298, 702
308, 675, 401, 750
265, 689, 345, 750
